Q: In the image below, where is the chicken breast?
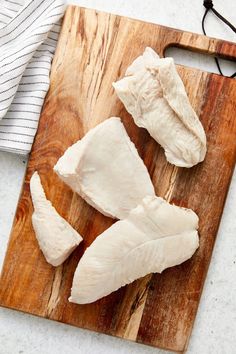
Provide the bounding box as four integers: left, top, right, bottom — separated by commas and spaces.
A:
30, 172, 83, 267
69, 196, 199, 304
54, 117, 155, 219
113, 47, 207, 168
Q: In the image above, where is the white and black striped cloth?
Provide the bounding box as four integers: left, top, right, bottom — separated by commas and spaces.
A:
0, 0, 66, 154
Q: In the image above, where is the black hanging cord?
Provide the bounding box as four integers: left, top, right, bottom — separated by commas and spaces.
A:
202, 0, 236, 78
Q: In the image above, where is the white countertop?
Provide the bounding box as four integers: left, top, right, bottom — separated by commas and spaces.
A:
0, 1, 236, 353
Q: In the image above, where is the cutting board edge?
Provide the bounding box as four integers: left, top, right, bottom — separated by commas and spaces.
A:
0, 300, 184, 354
72, 5, 236, 49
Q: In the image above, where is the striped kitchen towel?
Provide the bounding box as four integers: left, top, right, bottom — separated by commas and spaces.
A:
0, 0, 66, 154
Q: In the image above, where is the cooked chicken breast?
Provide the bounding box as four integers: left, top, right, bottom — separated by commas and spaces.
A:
30, 172, 82, 267
69, 195, 199, 304
113, 47, 206, 168
54, 117, 155, 219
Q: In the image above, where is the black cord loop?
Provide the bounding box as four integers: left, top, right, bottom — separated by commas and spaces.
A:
202, 0, 236, 78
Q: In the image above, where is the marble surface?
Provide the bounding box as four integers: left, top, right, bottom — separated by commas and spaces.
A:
0, 1, 236, 353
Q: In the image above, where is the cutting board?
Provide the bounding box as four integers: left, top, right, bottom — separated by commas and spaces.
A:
1, 6, 236, 353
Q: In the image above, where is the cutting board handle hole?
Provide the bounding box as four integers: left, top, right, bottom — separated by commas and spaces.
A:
165, 46, 236, 77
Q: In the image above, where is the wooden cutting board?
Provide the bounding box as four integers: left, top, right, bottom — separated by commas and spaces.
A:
1, 6, 236, 353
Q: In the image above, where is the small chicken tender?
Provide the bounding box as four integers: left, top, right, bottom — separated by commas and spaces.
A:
30, 172, 82, 266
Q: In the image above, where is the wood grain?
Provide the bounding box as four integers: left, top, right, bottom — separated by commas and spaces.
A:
1, 6, 236, 353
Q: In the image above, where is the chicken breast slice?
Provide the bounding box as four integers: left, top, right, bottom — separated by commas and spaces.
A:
54, 117, 155, 219
30, 172, 83, 267
113, 47, 207, 168
69, 196, 199, 304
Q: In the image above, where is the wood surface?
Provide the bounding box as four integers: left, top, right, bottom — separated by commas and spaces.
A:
1, 6, 236, 353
